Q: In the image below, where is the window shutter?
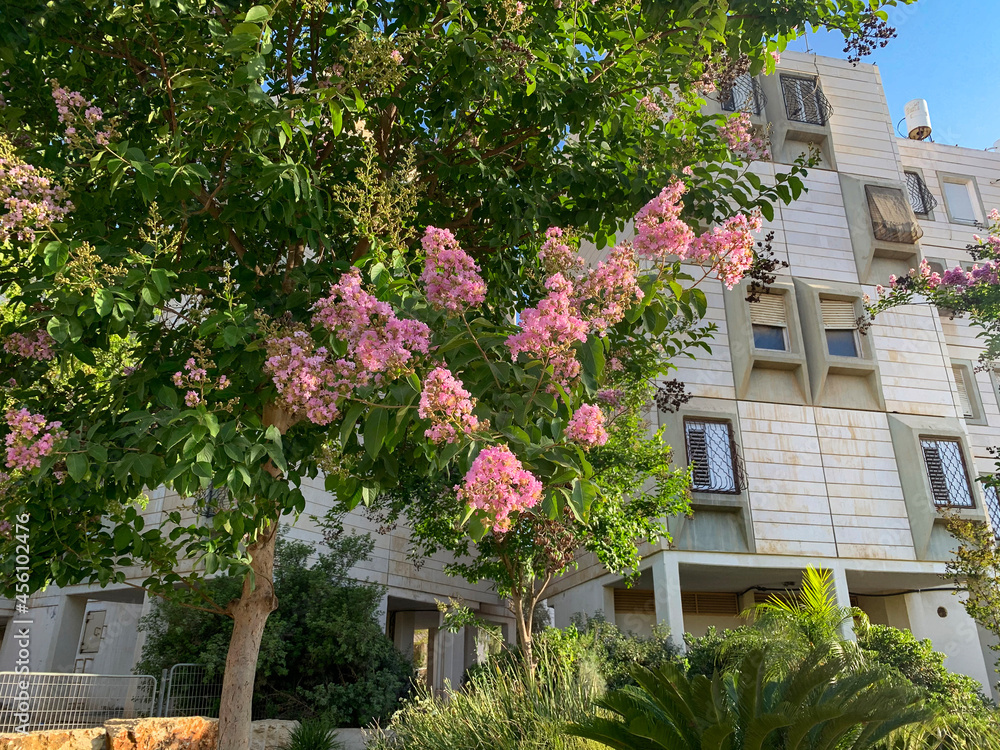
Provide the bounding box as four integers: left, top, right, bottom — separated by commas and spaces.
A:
921, 443, 952, 506
953, 366, 974, 418
821, 299, 857, 329
682, 592, 740, 616
687, 427, 712, 488
614, 589, 655, 614
905, 171, 936, 215
750, 294, 787, 327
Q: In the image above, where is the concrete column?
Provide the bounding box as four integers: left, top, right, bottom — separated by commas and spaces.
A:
651, 553, 685, 652
830, 567, 856, 642
44, 594, 88, 671
375, 594, 389, 634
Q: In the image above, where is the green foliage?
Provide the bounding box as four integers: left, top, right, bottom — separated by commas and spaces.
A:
368, 643, 604, 750
858, 624, 994, 716
279, 719, 343, 750
563, 616, 683, 692
568, 644, 936, 750
136, 534, 413, 728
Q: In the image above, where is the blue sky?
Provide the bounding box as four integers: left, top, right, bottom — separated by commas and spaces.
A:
783, 0, 1000, 150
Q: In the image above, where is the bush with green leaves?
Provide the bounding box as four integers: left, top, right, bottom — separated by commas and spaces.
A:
369, 642, 604, 750
137, 533, 412, 727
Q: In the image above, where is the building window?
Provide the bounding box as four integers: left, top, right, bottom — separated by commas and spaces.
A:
720, 74, 766, 115
614, 588, 655, 615
865, 185, 923, 244
920, 438, 974, 508
197, 486, 230, 518
983, 483, 1000, 544
780, 74, 833, 125
749, 293, 788, 351
821, 299, 860, 357
685, 419, 742, 494
941, 177, 980, 225
952, 365, 976, 419
680, 591, 740, 616
904, 171, 937, 216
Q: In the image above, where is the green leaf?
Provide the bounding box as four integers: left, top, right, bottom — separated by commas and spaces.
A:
66, 453, 89, 482
94, 289, 114, 317
244, 5, 270, 22
340, 402, 366, 449
364, 408, 388, 460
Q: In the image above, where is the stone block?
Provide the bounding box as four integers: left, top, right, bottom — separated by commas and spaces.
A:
0, 728, 105, 750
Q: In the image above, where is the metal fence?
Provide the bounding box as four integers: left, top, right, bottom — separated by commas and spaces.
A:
159, 663, 223, 718
0, 672, 157, 732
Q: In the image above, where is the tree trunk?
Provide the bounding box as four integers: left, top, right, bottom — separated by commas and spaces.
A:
217, 521, 279, 750
511, 591, 534, 680
216, 402, 291, 750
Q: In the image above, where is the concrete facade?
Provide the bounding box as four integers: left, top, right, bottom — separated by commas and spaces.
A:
548, 51, 1000, 698
6, 51, 1000, 698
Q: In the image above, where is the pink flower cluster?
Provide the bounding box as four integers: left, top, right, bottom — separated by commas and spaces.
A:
418, 367, 480, 443
267, 269, 430, 424
312, 268, 430, 379
564, 403, 608, 449
4, 330, 55, 361
506, 273, 589, 387
634, 180, 762, 289
596, 388, 622, 407
574, 244, 644, 333
691, 211, 764, 289
456, 444, 543, 532
633, 180, 695, 261
4, 409, 64, 472
0, 153, 73, 243
51, 82, 115, 146
420, 226, 486, 314
172, 357, 229, 409
538, 227, 585, 275
265, 331, 343, 424
719, 113, 770, 162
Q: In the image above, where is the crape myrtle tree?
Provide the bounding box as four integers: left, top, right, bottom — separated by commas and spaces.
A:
0, 0, 913, 747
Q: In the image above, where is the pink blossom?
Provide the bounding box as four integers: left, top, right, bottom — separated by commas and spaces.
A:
267, 269, 430, 424
538, 227, 585, 275
420, 226, 486, 314
565, 404, 608, 449
185, 391, 203, 408
719, 113, 770, 162
507, 273, 588, 387
418, 367, 480, 443
515, 1, 526, 15
217, 375, 229, 388
4, 330, 55, 361
690, 210, 763, 289
770, 50, 781, 64
596, 388, 622, 407
172, 358, 207, 388
50, 81, 115, 147
574, 243, 643, 334
4, 409, 64, 472
633, 180, 696, 261
941, 267, 972, 287
390, 50, 403, 65
456, 445, 542, 532
264, 331, 342, 425
0, 151, 73, 243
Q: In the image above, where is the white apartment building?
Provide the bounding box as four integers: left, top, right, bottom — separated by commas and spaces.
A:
550, 51, 1000, 698
4, 51, 1000, 699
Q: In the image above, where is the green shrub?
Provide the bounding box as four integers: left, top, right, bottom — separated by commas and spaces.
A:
568, 615, 682, 691
858, 624, 994, 714
280, 719, 343, 750
369, 644, 604, 750
137, 532, 413, 727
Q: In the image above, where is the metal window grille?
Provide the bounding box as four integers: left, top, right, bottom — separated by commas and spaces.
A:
685, 419, 743, 494
719, 75, 767, 115
904, 171, 937, 215
982, 483, 1000, 545
780, 74, 833, 125
159, 663, 223, 718
0, 672, 157, 733
920, 438, 975, 508
196, 486, 231, 519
